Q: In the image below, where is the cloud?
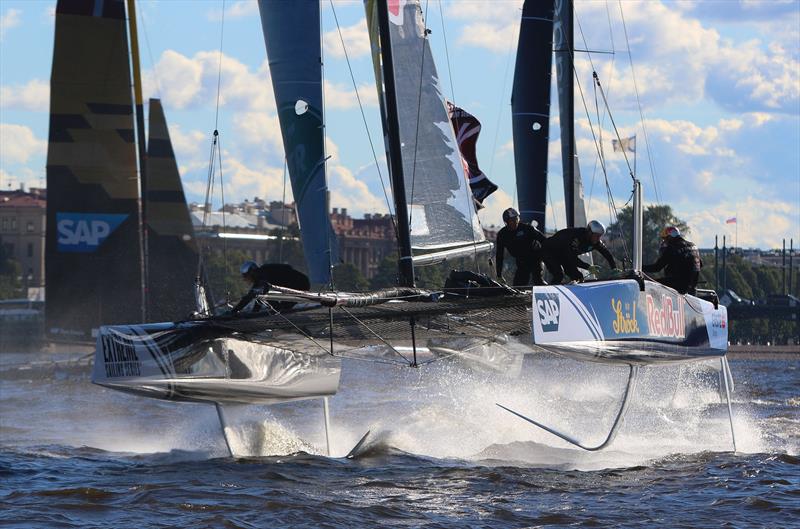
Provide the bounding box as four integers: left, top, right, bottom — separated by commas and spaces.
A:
0, 8, 20, 41
323, 18, 371, 60
145, 50, 273, 112
207, 1, 259, 21
324, 80, 378, 110
0, 123, 46, 164
457, 21, 518, 53
0, 80, 49, 111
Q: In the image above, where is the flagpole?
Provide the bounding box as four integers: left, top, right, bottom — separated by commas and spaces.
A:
735, 212, 738, 251
633, 134, 637, 179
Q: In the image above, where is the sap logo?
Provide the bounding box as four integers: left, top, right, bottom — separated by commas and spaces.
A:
57, 213, 128, 253
535, 293, 560, 332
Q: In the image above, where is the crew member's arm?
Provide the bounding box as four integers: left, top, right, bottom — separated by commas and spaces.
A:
594, 241, 617, 269
642, 247, 668, 273
495, 233, 505, 278
231, 288, 257, 313
575, 258, 592, 270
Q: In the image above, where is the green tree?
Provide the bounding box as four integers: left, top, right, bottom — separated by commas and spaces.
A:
606, 204, 690, 267
332, 262, 369, 291
0, 244, 21, 299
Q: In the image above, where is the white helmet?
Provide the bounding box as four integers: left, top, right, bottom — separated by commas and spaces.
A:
587, 220, 606, 235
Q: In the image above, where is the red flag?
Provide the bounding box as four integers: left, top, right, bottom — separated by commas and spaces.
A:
726, 217, 737, 224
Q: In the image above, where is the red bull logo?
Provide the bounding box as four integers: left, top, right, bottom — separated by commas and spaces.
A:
646, 293, 685, 339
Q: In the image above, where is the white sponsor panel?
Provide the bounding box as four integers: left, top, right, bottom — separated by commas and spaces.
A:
701, 303, 729, 350
531, 286, 603, 344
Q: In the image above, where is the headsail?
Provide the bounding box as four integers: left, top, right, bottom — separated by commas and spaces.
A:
512, 0, 555, 231
257, 1, 338, 286
553, 0, 588, 228
447, 102, 498, 207
145, 99, 199, 322
365, 0, 488, 260
45, 0, 142, 340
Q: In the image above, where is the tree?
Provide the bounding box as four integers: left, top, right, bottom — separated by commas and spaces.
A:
0, 244, 21, 299
606, 204, 690, 267
332, 262, 369, 291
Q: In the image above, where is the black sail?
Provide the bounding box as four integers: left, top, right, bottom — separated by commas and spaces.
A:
145, 99, 199, 322
45, 0, 142, 340
554, 0, 588, 229
512, 0, 555, 231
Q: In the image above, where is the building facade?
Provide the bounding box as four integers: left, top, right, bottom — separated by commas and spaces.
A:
0, 188, 46, 291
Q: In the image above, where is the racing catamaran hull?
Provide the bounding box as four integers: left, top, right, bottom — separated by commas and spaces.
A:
531, 279, 727, 364
92, 322, 341, 405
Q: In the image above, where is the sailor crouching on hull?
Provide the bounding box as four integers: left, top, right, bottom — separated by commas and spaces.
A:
231, 261, 311, 314
542, 220, 619, 283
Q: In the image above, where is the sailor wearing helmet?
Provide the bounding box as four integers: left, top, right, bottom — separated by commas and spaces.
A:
642, 226, 702, 295
494, 207, 547, 286
542, 220, 618, 283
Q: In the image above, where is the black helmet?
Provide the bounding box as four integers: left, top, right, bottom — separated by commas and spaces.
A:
502, 207, 520, 223
240, 261, 258, 276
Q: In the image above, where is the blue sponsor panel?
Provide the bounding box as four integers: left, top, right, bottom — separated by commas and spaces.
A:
56, 212, 128, 253
531, 280, 726, 364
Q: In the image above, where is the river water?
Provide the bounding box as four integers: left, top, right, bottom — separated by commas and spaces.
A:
1, 349, 798, 528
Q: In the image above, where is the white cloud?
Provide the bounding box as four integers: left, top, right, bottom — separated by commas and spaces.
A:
0, 8, 21, 41
0, 123, 46, 164
0, 79, 49, 111
323, 18, 371, 60
457, 21, 518, 53
207, 1, 258, 21
145, 50, 273, 112
324, 80, 378, 110
232, 111, 283, 153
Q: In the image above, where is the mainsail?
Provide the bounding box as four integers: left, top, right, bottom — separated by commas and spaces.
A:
45, 0, 142, 340
257, 0, 338, 286
512, 0, 555, 231
553, 0, 588, 228
366, 0, 487, 260
145, 99, 199, 322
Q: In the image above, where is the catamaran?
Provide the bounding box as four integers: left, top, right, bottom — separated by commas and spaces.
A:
87, 0, 734, 456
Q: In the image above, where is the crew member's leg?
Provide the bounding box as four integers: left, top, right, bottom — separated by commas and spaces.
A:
542, 253, 564, 284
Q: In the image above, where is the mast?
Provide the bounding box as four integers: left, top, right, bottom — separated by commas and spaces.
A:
376, 0, 414, 288
126, 0, 148, 321
512, 0, 555, 231
554, 0, 587, 229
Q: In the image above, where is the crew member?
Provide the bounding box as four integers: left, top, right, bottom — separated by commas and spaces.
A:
543, 220, 617, 284
642, 226, 702, 295
231, 261, 310, 314
495, 207, 546, 286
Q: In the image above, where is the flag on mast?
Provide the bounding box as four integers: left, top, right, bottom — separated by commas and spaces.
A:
726, 217, 737, 224
612, 136, 636, 153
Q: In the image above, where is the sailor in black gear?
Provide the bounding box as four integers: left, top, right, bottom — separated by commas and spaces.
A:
542, 220, 617, 283
642, 226, 702, 295
495, 207, 546, 286
231, 261, 310, 314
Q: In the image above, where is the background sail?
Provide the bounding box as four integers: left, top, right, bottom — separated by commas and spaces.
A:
365, 0, 485, 253
257, 1, 338, 286
45, 0, 142, 340
145, 99, 199, 322
554, 0, 588, 229
512, 0, 555, 231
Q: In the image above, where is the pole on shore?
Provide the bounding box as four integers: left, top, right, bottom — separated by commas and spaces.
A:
722, 235, 727, 292
714, 235, 719, 292
783, 239, 786, 295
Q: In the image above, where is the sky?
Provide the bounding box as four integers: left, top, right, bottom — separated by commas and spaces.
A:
1, 0, 798, 250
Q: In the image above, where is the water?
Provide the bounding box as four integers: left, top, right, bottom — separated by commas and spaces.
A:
1, 350, 798, 528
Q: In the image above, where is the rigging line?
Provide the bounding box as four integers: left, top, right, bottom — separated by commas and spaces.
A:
408, 0, 433, 232
593, 72, 635, 184
136, 4, 162, 99
547, 179, 558, 231
488, 9, 518, 198
279, 157, 287, 262
617, 1, 661, 204
217, 133, 230, 299
436, 1, 481, 272
340, 306, 411, 365
328, 0, 398, 242
201, 131, 218, 229
213, 0, 226, 131
319, 4, 334, 288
